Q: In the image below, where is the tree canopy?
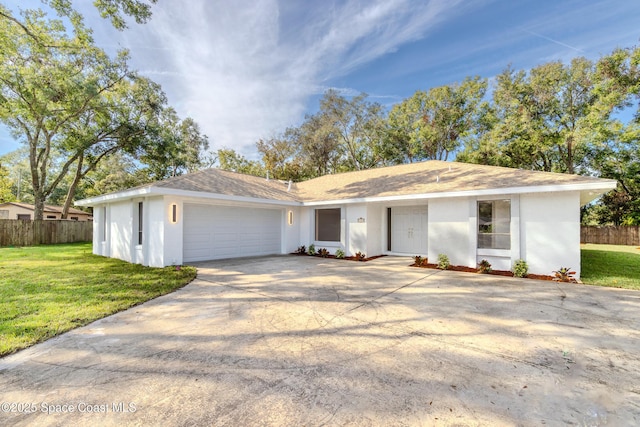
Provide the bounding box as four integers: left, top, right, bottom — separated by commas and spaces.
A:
1, 0, 637, 225
0, 3, 207, 218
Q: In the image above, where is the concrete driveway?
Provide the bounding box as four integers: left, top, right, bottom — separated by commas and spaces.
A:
1, 256, 639, 426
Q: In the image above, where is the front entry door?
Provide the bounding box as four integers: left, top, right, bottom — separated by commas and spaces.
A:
391, 206, 428, 254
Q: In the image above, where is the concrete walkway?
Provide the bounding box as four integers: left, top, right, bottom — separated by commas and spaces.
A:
1, 256, 639, 426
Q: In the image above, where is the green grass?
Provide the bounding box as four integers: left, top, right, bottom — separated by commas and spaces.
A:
581, 244, 640, 290
0, 242, 196, 357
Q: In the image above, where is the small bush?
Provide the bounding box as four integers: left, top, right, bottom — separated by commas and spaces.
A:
437, 254, 450, 270
355, 251, 366, 261
318, 248, 330, 258
295, 245, 306, 255
512, 259, 528, 278
478, 259, 492, 274
553, 267, 577, 283
335, 248, 345, 259
308, 244, 316, 255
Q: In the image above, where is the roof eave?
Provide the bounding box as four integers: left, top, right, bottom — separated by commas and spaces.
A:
75, 178, 617, 208
301, 181, 618, 206
75, 186, 154, 206
75, 186, 301, 207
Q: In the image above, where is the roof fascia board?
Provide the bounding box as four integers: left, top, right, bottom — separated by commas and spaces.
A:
76, 177, 616, 208
75, 187, 154, 206
301, 181, 618, 206
75, 186, 301, 207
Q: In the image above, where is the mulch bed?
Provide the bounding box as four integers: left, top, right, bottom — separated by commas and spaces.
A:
292, 252, 556, 280
412, 262, 555, 281
291, 253, 387, 262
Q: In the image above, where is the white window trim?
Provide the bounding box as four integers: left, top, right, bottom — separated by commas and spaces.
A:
477, 199, 511, 250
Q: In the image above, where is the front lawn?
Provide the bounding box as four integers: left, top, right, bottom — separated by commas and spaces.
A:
0, 242, 196, 357
581, 244, 640, 290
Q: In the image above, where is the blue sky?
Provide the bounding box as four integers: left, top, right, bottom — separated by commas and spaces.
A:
1, 0, 639, 160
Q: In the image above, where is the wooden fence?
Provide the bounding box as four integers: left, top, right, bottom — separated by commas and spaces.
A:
581, 226, 640, 246
0, 220, 93, 247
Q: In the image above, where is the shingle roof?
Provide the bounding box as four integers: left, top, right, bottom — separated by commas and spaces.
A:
77, 160, 617, 206
152, 168, 299, 202
1, 202, 90, 215
293, 160, 615, 201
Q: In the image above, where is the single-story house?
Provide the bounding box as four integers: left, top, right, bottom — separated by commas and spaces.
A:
76, 160, 617, 278
0, 202, 93, 221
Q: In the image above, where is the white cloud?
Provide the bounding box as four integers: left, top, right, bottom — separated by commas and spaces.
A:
102, 0, 464, 157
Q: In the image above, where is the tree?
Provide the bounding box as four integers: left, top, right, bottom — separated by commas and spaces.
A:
79, 152, 148, 198
463, 59, 598, 173
0, 163, 15, 202
55, 76, 173, 218
0, 6, 197, 219
257, 90, 387, 179
296, 112, 343, 177
0, 7, 137, 218
319, 90, 386, 170
256, 129, 305, 181
215, 148, 265, 177
44, 0, 157, 30
0, 149, 31, 202
584, 46, 640, 224
387, 77, 487, 163
138, 110, 210, 181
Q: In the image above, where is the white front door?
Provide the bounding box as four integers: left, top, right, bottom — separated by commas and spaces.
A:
391, 206, 427, 254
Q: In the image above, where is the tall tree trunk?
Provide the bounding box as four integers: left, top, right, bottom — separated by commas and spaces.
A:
33, 191, 45, 220
566, 135, 574, 174
61, 153, 84, 219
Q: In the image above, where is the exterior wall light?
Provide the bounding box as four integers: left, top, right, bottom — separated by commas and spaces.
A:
171, 204, 178, 223
288, 210, 294, 225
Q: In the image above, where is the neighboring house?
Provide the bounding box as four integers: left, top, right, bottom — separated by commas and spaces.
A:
0, 202, 93, 221
76, 160, 617, 278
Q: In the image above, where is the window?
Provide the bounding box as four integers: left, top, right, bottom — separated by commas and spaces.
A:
70, 216, 78, 221
17, 214, 30, 220
46, 215, 57, 219
101, 206, 107, 242
478, 200, 510, 249
315, 208, 340, 242
137, 202, 143, 245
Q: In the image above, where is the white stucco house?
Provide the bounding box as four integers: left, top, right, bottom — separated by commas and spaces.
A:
76, 160, 617, 278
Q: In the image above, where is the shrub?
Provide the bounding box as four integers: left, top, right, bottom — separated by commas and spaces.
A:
335, 248, 345, 259
295, 245, 306, 255
512, 259, 528, 278
553, 267, 577, 283
308, 244, 316, 255
437, 254, 450, 270
318, 248, 330, 258
355, 251, 366, 261
478, 259, 492, 274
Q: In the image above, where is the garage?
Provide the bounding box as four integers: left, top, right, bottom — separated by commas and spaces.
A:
183, 203, 282, 262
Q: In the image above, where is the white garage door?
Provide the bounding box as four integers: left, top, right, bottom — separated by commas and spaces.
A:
183, 204, 282, 262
